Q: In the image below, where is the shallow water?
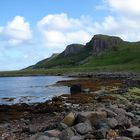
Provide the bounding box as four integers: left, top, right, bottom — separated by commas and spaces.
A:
0, 76, 72, 104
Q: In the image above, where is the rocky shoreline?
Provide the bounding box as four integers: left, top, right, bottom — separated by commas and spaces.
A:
0, 74, 140, 140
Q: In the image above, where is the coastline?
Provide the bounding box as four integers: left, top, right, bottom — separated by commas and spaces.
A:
0, 74, 140, 139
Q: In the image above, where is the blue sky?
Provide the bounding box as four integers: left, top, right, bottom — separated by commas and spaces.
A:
0, 0, 140, 70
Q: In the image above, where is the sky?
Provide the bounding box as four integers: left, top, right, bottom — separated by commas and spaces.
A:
0, 0, 140, 70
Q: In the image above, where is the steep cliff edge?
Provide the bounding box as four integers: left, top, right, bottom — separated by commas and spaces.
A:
85, 34, 123, 56
64, 44, 84, 56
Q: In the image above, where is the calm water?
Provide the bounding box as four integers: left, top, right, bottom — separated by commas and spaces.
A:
0, 76, 72, 105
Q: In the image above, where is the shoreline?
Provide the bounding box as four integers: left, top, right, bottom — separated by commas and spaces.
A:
0, 75, 140, 140
0, 71, 140, 78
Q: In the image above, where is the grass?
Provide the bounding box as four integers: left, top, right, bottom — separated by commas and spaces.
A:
0, 41, 140, 77
82, 42, 140, 67
0, 63, 139, 77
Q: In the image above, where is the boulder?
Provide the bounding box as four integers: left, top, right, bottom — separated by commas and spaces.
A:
116, 137, 133, 140
59, 128, 75, 140
70, 84, 82, 94
44, 129, 61, 137
57, 123, 68, 131
62, 112, 76, 127
84, 134, 95, 139
105, 118, 118, 129
95, 127, 108, 139
109, 106, 127, 115
123, 126, 140, 138
102, 108, 117, 117
49, 138, 60, 140
70, 136, 84, 140
30, 133, 50, 140
29, 125, 38, 134
77, 111, 107, 126
74, 121, 93, 135
115, 115, 132, 127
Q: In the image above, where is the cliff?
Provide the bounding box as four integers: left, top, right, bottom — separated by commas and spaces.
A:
86, 34, 123, 56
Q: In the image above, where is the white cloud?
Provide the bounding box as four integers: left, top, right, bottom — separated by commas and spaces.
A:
106, 0, 140, 17
93, 15, 140, 41
37, 13, 92, 50
0, 16, 32, 46
93, 0, 140, 41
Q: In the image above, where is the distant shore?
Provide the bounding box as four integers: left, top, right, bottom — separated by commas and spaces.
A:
0, 69, 140, 78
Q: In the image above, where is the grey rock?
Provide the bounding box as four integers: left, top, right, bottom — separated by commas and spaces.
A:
29, 125, 38, 134
115, 115, 132, 127
50, 138, 60, 140
105, 118, 118, 128
109, 106, 127, 115
57, 123, 68, 131
84, 134, 95, 139
116, 137, 133, 140
77, 111, 107, 126
44, 129, 61, 137
123, 126, 140, 138
30, 133, 50, 140
70, 136, 84, 140
102, 108, 117, 117
95, 127, 108, 139
59, 127, 75, 140
125, 112, 135, 119
74, 121, 93, 135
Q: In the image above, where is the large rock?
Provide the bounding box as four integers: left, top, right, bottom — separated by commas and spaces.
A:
70, 84, 82, 94
86, 34, 123, 56
102, 108, 117, 118
62, 112, 76, 126
115, 115, 132, 127
116, 137, 133, 140
70, 136, 84, 140
105, 118, 118, 129
44, 129, 61, 137
59, 128, 75, 140
77, 111, 107, 126
30, 133, 50, 140
29, 124, 38, 134
123, 126, 140, 138
74, 121, 93, 135
95, 127, 108, 139
57, 123, 68, 131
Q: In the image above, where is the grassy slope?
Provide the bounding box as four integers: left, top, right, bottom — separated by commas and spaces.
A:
81, 42, 140, 69
32, 49, 91, 69
0, 41, 140, 77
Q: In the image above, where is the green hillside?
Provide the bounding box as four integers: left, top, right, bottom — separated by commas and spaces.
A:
25, 35, 140, 72
82, 42, 140, 67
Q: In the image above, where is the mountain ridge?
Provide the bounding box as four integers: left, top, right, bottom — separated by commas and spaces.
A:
25, 34, 140, 71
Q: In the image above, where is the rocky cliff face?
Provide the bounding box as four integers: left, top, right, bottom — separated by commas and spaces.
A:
86, 35, 123, 56
64, 44, 84, 56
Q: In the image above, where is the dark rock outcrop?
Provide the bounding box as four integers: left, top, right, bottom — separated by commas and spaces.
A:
70, 84, 82, 94
86, 34, 123, 56
64, 44, 84, 56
